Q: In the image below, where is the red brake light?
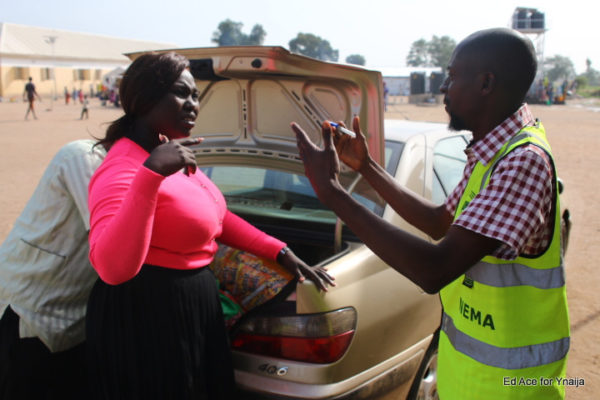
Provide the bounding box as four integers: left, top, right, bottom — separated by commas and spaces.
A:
232, 331, 354, 364
232, 307, 357, 364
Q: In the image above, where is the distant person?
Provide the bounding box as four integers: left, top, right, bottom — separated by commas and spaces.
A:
64, 87, 71, 105
383, 81, 389, 111
80, 95, 89, 119
100, 89, 108, 106
23, 77, 41, 120
547, 84, 554, 105
0, 140, 106, 399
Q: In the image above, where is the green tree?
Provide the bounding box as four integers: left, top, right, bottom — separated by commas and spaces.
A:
288, 33, 339, 62
543, 55, 575, 83
406, 38, 429, 67
583, 58, 600, 86
246, 25, 267, 45
429, 36, 456, 69
575, 75, 588, 88
406, 36, 456, 68
212, 19, 266, 46
345, 54, 366, 66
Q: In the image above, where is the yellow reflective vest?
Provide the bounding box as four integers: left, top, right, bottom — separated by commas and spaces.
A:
438, 122, 569, 399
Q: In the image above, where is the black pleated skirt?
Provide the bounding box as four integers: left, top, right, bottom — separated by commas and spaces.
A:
86, 265, 235, 400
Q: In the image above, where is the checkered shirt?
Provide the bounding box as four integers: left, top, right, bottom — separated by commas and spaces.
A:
444, 104, 554, 260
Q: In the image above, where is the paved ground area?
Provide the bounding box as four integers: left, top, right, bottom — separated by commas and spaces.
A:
0, 96, 598, 398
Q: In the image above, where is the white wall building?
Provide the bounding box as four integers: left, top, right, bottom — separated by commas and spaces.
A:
0, 22, 175, 100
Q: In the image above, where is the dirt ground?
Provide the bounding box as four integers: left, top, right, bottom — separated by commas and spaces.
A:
0, 96, 598, 398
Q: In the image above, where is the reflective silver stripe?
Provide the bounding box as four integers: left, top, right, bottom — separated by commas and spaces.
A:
442, 312, 569, 370
465, 261, 565, 289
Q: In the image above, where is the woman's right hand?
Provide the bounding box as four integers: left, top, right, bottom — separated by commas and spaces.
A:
143, 137, 203, 177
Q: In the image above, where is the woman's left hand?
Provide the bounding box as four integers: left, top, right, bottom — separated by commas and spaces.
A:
277, 248, 336, 292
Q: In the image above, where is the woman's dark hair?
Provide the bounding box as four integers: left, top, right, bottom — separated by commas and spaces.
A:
97, 52, 190, 150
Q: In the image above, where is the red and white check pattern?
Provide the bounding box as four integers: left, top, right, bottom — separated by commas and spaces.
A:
444, 104, 554, 260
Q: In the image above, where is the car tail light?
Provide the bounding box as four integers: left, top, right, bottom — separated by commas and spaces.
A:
231, 307, 357, 364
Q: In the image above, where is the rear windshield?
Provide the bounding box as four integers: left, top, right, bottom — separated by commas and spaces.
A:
200, 140, 404, 224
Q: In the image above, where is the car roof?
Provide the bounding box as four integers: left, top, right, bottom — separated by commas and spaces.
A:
384, 119, 470, 144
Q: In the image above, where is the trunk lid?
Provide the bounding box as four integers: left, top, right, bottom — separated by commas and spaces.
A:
127, 46, 385, 167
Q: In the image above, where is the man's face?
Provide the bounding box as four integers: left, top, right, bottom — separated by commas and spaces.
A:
440, 48, 481, 132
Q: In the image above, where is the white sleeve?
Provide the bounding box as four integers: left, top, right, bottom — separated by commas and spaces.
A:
57, 140, 106, 230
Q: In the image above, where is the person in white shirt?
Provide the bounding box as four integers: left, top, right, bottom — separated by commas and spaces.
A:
0, 139, 105, 399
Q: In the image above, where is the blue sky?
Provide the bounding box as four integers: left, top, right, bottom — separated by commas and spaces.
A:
2, 0, 597, 74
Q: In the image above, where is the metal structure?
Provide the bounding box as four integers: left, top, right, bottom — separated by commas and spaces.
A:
511, 7, 558, 103
511, 7, 547, 70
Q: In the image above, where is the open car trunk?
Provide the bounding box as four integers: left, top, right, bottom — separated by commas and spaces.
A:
124, 47, 443, 399
209, 206, 353, 326
127, 45, 387, 334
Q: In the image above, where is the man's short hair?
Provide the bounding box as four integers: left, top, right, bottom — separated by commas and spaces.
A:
459, 28, 537, 104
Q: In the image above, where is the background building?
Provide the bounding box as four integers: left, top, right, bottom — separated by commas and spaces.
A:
374, 67, 442, 96
0, 22, 175, 101
374, 67, 444, 104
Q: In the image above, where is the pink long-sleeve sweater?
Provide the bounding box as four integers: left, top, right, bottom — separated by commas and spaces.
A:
88, 138, 285, 285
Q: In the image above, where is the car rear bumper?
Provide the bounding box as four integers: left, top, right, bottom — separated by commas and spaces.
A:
234, 334, 434, 399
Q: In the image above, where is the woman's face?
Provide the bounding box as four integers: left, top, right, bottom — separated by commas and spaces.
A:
147, 69, 200, 140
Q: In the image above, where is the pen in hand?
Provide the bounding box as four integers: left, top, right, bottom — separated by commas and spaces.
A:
328, 122, 357, 138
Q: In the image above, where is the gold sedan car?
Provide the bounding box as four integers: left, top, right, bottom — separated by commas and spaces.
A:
203, 120, 470, 400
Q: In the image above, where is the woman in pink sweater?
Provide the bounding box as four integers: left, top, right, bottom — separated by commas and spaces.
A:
86, 52, 334, 400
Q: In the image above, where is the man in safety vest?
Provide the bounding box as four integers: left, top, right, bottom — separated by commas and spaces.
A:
292, 27, 569, 399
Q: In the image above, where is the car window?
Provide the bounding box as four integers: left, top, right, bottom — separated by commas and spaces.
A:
201, 166, 379, 225
432, 136, 469, 204
384, 141, 403, 175
200, 141, 403, 225
208, 166, 266, 193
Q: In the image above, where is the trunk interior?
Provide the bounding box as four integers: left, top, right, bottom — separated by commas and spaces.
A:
212, 210, 354, 334
235, 210, 353, 266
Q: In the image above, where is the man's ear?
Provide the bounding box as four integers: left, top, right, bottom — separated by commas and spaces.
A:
480, 72, 496, 95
